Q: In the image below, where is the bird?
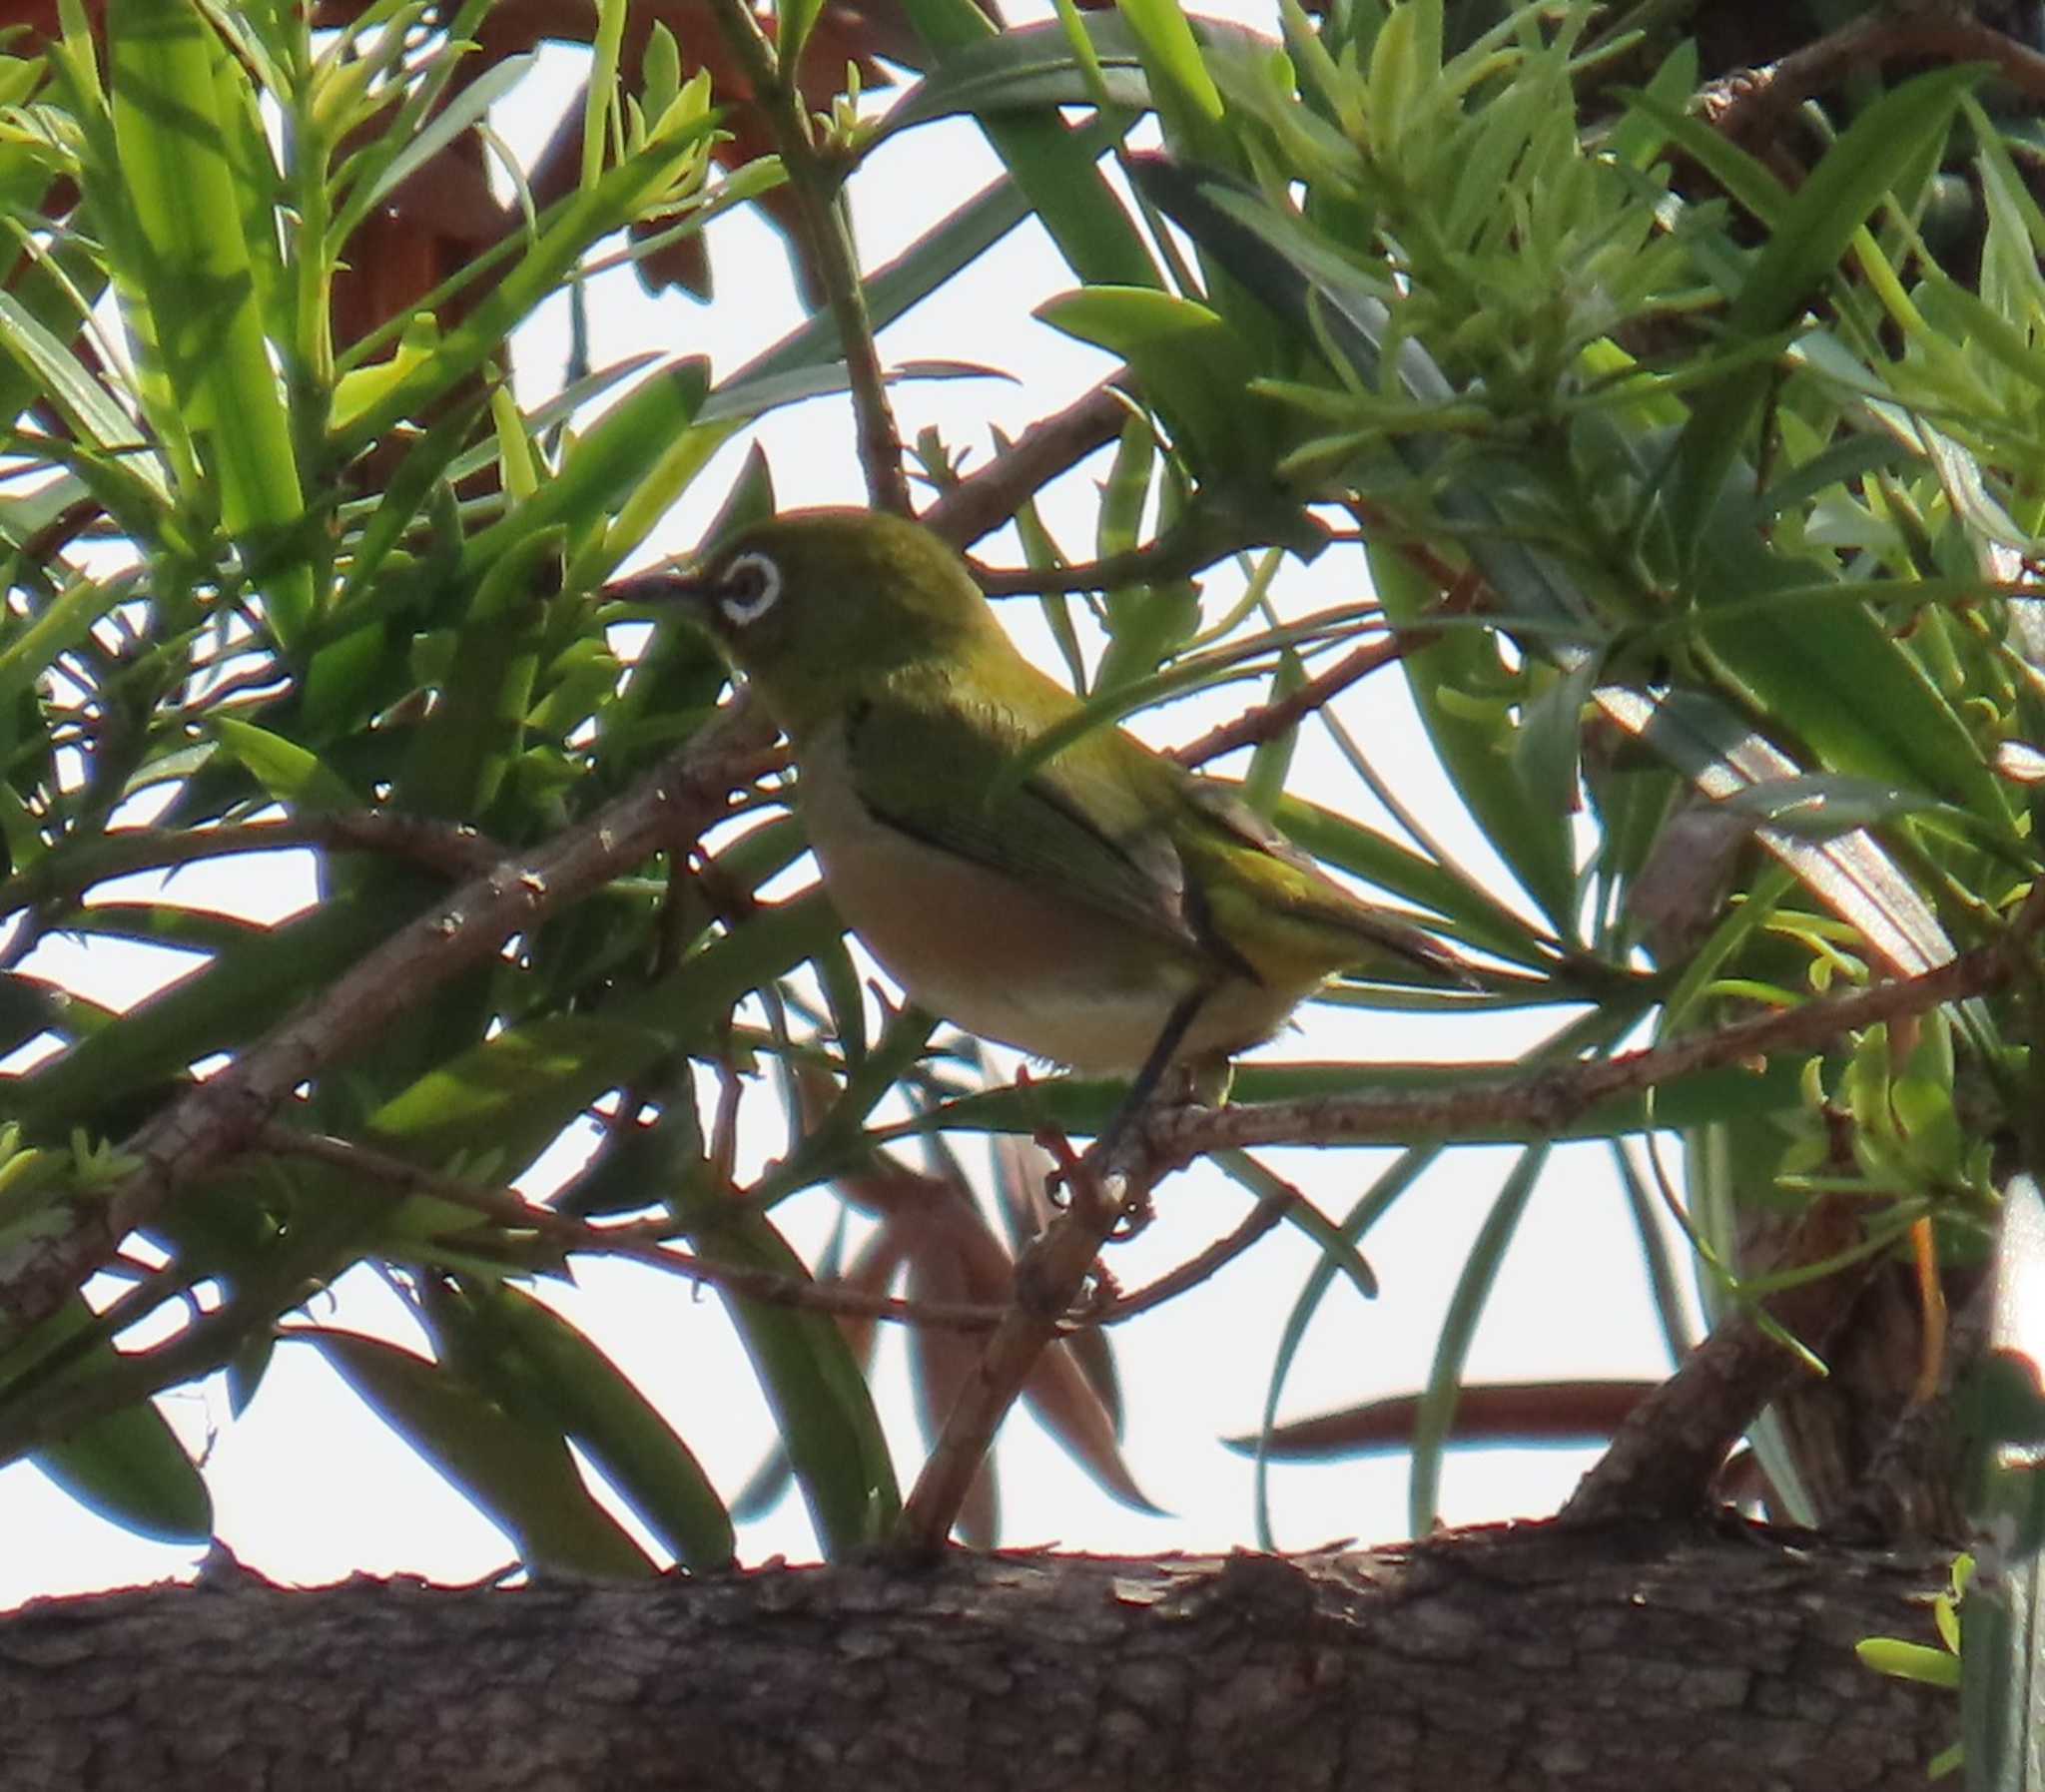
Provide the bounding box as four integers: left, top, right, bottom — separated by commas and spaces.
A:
651, 506, 1471, 1103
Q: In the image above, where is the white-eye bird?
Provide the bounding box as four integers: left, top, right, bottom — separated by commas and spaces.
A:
662, 507, 1470, 1087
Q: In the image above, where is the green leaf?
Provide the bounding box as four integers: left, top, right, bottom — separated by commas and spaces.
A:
336, 122, 717, 454
305, 1328, 653, 1577
27, 1295, 212, 1543
13, 894, 399, 1135
0, 573, 133, 717
462, 358, 709, 583
1369, 544, 1579, 931
1251, 1144, 1439, 1548
1217, 1147, 1375, 1297
1037, 285, 1272, 480
1112, 0, 1230, 171
366, 896, 843, 1181
1271, 793, 1553, 966
109, 0, 312, 644
362, 52, 539, 214
366, 1014, 671, 1179
688, 1209, 901, 1557
432, 1283, 735, 1572
393, 529, 556, 820
895, 0, 1158, 290
1408, 1142, 1550, 1537
0, 291, 170, 504
34, 1399, 213, 1544
1594, 686, 1956, 977
212, 717, 359, 812
1665, 65, 1981, 559
778, 0, 825, 80
1691, 548, 2011, 838
1856, 1638, 1961, 1689
879, 18, 1154, 131
902, 1048, 1803, 1150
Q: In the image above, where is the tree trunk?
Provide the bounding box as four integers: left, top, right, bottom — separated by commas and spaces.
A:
0, 1518, 1955, 1791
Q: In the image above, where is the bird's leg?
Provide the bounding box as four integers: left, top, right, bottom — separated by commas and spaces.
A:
1085, 984, 1213, 1180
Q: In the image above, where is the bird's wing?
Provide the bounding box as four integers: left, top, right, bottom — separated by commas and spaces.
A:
838, 674, 1230, 969
1178, 781, 1473, 983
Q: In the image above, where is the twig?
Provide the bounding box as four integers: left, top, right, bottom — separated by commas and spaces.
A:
1171, 634, 1410, 768
703, 0, 912, 516
896, 1138, 1138, 1549
970, 517, 1307, 597
894, 888, 2043, 1548
0, 813, 506, 919
922, 379, 1133, 549
0, 702, 780, 1351
1702, 16, 2045, 150
1138, 897, 2045, 1176
1090, 1166, 1299, 1324
256, 1121, 1013, 1332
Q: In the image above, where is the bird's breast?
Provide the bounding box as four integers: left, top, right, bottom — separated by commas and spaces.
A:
792, 725, 1306, 1072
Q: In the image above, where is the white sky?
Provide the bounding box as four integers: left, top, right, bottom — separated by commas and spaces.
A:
0, 4, 1700, 1606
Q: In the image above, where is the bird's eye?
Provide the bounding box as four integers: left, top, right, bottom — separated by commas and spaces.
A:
717, 551, 782, 627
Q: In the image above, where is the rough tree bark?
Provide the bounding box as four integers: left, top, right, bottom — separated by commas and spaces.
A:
2, 1519, 1953, 1791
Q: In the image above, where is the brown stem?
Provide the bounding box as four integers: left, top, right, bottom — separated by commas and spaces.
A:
1139, 898, 2044, 1175
703, 0, 912, 516
1703, 17, 2045, 149
922, 380, 1133, 549
0, 813, 506, 919
1558, 1195, 1875, 1526
1091, 1161, 1298, 1323
895, 1138, 1136, 1550
1171, 634, 1410, 767
264, 1120, 1010, 1330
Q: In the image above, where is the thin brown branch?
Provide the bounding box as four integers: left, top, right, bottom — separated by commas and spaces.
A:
1702, 16, 2045, 150
254, 1122, 1009, 1332
1138, 896, 2045, 1176
896, 888, 2043, 1548
0, 1142, 1015, 1475
0, 813, 506, 919
969, 516, 1306, 597
896, 1135, 1138, 1550
703, 0, 911, 516
0, 702, 780, 1353
922, 379, 1133, 549
1091, 1163, 1300, 1325
1170, 633, 1409, 768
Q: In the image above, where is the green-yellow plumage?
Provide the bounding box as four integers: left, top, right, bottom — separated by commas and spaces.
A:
669, 507, 1467, 1076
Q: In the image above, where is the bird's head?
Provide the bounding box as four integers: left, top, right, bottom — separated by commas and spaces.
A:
660, 507, 1001, 736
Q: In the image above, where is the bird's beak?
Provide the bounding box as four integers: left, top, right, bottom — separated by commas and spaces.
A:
608, 564, 719, 625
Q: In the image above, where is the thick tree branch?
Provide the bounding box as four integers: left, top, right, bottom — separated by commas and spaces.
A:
0, 1527, 1955, 1791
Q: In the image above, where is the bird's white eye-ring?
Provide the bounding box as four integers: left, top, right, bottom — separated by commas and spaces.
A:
717, 551, 782, 627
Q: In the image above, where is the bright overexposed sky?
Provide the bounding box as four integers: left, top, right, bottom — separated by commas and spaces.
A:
0, 3, 1698, 1607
